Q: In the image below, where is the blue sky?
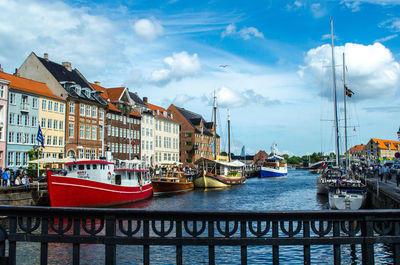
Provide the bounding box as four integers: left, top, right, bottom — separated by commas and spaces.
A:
1, 0, 400, 156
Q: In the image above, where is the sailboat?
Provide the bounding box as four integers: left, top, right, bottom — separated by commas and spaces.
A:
320, 19, 366, 209
193, 93, 246, 188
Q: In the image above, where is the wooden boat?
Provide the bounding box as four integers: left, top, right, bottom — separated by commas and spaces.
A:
152, 168, 194, 195
47, 158, 152, 207
193, 157, 246, 188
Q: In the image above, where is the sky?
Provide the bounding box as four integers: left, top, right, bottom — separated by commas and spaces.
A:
1, 0, 400, 156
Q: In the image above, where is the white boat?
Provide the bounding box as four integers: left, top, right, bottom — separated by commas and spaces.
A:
316, 168, 343, 195
260, 144, 287, 177
328, 179, 367, 210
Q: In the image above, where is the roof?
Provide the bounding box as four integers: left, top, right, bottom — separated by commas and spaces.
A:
349, 144, 365, 152
145, 102, 179, 122
130, 109, 141, 118
129, 92, 146, 106
108, 102, 121, 113
90, 82, 108, 101
171, 105, 215, 136
36, 54, 106, 105
370, 138, 400, 150
107, 87, 126, 101
0, 72, 63, 101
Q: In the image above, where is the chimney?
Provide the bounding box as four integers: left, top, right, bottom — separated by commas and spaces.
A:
62, 62, 72, 71
0, 64, 3, 72
44, 53, 49, 61
94, 81, 101, 86
14, 68, 20, 77
143, 97, 148, 103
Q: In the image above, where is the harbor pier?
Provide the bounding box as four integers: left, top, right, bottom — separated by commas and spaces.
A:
0, 183, 48, 206
361, 174, 400, 209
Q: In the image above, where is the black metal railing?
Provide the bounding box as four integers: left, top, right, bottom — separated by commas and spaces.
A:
0, 206, 399, 264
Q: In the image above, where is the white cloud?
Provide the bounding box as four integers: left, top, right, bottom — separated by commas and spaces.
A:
374, 34, 398, 43
310, 3, 326, 18
379, 18, 400, 32
133, 18, 163, 41
150, 51, 201, 85
300, 42, 400, 100
221, 24, 264, 40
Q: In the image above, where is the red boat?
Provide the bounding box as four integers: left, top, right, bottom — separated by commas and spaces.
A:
47, 159, 153, 207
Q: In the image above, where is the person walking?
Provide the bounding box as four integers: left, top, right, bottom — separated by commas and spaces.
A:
383, 164, 389, 183
2, 169, 9, 187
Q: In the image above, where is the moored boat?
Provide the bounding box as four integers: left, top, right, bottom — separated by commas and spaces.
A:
193, 157, 246, 188
316, 168, 342, 195
328, 178, 366, 210
260, 155, 288, 177
152, 166, 194, 195
47, 158, 152, 207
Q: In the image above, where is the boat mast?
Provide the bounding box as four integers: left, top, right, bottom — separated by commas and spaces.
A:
343, 52, 348, 171
227, 109, 231, 162
213, 90, 217, 160
330, 18, 340, 168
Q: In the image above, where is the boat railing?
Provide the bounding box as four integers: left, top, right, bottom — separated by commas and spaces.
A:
0, 206, 399, 264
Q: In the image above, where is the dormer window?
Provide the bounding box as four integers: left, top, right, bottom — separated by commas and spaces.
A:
163, 111, 167, 117
157, 110, 160, 115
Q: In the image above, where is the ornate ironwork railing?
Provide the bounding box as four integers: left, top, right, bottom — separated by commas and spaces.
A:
0, 206, 399, 265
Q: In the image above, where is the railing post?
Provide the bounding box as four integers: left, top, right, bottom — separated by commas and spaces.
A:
8, 217, 17, 265
394, 221, 400, 265
272, 221, 279, 265
143, 219, 150, 265
208, 220, 215, 265
361, 216, 374, 265
0, 222, 8, 264
240, 220, 247, 265
303, 220, 310, 265
333, 220, 341, 265
72, 218, 80, 265
40, 217, 49, 265
105, 215, 116, 265
176, 220, 182, 265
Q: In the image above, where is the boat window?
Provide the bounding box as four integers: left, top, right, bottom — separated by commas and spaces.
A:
128, 173, 131, 180
78, 165, 84, 170
92, 164, 97, 170
68, 166, 72, 171
115, 175, 121, 185
73, 165, 76, 170
86, 165, 91, 170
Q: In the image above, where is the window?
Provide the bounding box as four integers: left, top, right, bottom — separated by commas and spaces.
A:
24, 153, 29, 166
9, 93, 15, 105
86, 126, 90, 140
69, 124, 74, 138
92, 106, 97, 118
86, 105, 91, 117
92, 126, 97, 140
59, 121, 64, 130
53, 120, 58, 130
8, 152, 14, 166
48, 101, 53, 111
47, 136, 51, 145
54, 102, 59, 112
47, 119, 52, 129
41, 118, 46, 128
59, 136, 63, 146
31, 134, 35, 144
41, 100, 46, 110
8, 132, 14, 142
16, 132, 22, 143
99, 126, 103, 140
9, 113, 15, 124
80, 104, 85, 115
24, 133, 29, 143
31, 117, 37, 127
60, 103, 64, 113
16, 114, 21, 125
33, 98, 38, 109
53, 136, 57, 145
0, 85, 3, 98
91, 149, 96, 159
79, 125, 84, 139
69, 102, 75, 114
99, 108, 104, 120
16, 152, 22, 166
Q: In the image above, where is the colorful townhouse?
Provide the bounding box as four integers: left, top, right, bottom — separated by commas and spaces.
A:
91, 83, 141, 161
129, 92, 154, 167
168, 104, 219, 168
0, 70, 9, 169
144, 98, 180, 167
0, 71, 62, 171
362, 139, 400, 160
19, 52, 108, 159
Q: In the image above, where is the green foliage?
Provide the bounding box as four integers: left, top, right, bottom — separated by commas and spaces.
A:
283, 152, 325, 165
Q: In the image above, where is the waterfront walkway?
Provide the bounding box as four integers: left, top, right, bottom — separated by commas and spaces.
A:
359, 173, 400, 208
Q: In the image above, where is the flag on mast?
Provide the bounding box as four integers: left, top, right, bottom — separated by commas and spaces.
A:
345, 85, 354, 97
37, 125, 44, 148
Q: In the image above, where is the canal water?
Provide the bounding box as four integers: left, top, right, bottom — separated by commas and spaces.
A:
21, 169, 393, 264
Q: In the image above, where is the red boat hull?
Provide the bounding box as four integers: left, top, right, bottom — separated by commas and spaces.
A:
47, 173, 153, 207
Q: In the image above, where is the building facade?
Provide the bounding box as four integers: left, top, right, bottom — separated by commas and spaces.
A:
0, 74, 9, 169
19, 52, 108, 159
0, 72, 61, 171
92, 84, 141, 161
145, 99, 180, 167
362, 138, 400, 160
348, 144, 365, 160
168, 104, 219, 168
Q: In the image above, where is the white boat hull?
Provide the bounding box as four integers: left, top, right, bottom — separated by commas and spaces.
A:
328, 188, 366, 210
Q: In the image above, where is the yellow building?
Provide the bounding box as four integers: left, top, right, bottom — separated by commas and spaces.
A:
39, 96, 66, 159
362, 138, 400, 160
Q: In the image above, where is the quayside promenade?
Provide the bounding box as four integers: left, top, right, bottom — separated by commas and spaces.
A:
0, 206, 399, 265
